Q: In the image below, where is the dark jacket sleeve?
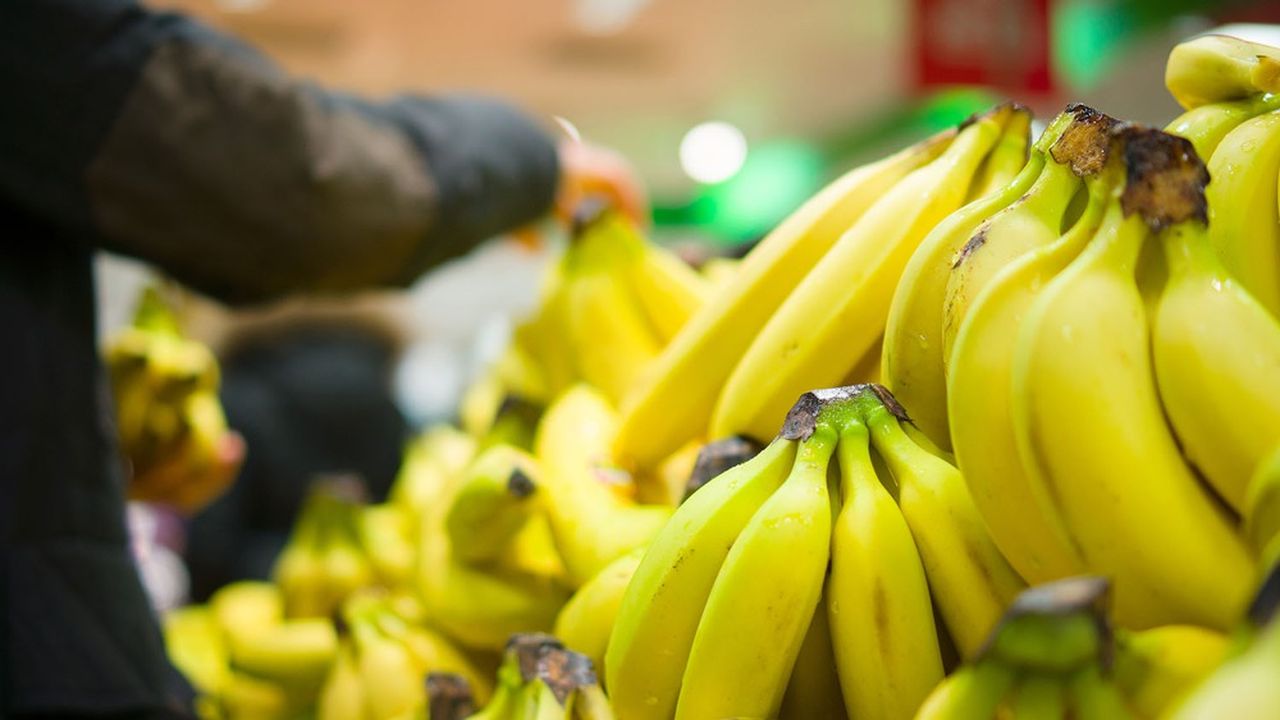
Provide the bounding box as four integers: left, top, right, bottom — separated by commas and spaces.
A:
0, 0, 560, 305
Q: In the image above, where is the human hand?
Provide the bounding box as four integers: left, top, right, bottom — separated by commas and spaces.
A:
513, 139, 648, 248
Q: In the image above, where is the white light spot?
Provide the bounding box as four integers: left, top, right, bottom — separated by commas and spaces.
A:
680, 121, 748, 184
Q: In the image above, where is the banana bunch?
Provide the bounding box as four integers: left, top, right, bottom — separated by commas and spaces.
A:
417, 441, 572, 651
164, 580, 340, 719
273, 477, 379, 620
317, 591, 490, 720
612, 103, 1022, 469
606, 384, 1021, 720
105, 285, 232, 502
503, 205, 708, 408
916, 576, 1228, 719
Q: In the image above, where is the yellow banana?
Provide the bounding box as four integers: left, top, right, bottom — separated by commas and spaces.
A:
445, 445, 541, 565
352, 610, 425, 720
778, 591, 847, 720
163, 605, 231, 696
210, 581, 284, 648
964, 104, 1032, 203
612, 124, 956, 468
674, 424, 835, 720
534, 386, 670, 586
942, 109, 1109, 363
1114, 625, 1229, 717
947, 155, 1115, 585
1204, 109, 1280, 318
828, 415, 943, 720
605, 436, 797, 720
1163, 605, 1280, 719
914, 661, 1016, 720
358, 504, 416, 588
625, 230, 710, 343
229, 618, 337, 694
552, 548, 642, 677
1151, 219, 1280, 512
1165, 92, 1280, 159
1165, 33, 1280, 110
712, 108, 1006, 441
318, 644, 365, 720
390, 425, 476, 517
698, 256, 739, 290
882, 105, 1043, 450
864, 387, 1025, 658
563, 210, 663, 406
1011, 127, 1253, 630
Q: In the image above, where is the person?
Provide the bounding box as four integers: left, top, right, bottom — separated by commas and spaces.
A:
0, 0, 644, 717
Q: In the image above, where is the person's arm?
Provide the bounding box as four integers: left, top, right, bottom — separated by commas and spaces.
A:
0, 0, 560, 304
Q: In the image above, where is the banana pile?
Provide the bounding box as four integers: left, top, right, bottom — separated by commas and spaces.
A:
156, 32, 1280, 720
106, 286, 232, 507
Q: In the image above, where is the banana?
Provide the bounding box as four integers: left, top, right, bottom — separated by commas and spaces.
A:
1165, 34, 1280, 110
1150, 218, 1280, 512
219, 671, 297, 720
1204, 109, 1280, 319
1010, 127, 1253, 630
563, 208, 663, 406
1163, 606, 1280, 719
828, 415, 943, 720
1113, 625, 1229, 717
882, 105, 1043, 450
534, 386, 670, 586
1165, 92, 1280, 159
359, 504, 416, 588
946, 145, 1117, 585
623, 223, 710, 343
711, 107, 1007, 442
351, 607, 426, 720
964, 104, 1032, 203
553, 548, 643, 677
778, 591, 847, 720
1008, 673, 1068, 719
612, 124, 956, 468
605, 436, 797, 720
673, 423, 835, 720
163, 605, 231, 696
1246, 444, 1280, 566
318, 644, 365, 720
1066, 664, 1136, 720
210, 581, 284, 649
942, 107, 1117, 364
914, 660, 1016, 720
382, 613, 493, 703
229, 617, 338, 694
391, 425, 476, 517
863, 386, 1025, 658
445, 445, 541, 565
515, 258, 578, 401
698, 256, 739, 290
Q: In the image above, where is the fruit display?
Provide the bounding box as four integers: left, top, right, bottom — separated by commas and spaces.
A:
156, 33, 1280, 719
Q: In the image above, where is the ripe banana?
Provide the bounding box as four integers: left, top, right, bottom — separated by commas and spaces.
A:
605, 436, 797, 720
828, 415, 943, 720
390, 425, 476, 518
965, 104, 1032, 203
946, 153, 1116, 585
318, 643, 365, 720
941, 111, 1101, 362
711, 107, 1006, 441
612, 124, 957, 468
778, 590, 847, 720
913, 660, 1016, 720
863, 387, 1025, 658
674, 423, 835, 720
1164, 602, 1280, 719
163, 605, 231, 696
882, 105, 1042, 450
1011, 127, 1253, 630
445, 445, 541, 564
1165, 34, 1280, 110
1165, 92, 1280, 159
1151, 219, 1280, 512
358, 504, 415, 588
534, 386, 670, 586
622, 223, 710, 343
1205, 109, 1280, 320
1113, 625, 1229, 717
553, 548, 643, 677
563, 210, 663, 406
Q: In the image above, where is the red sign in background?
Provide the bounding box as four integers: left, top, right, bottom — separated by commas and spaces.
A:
913, 0, 1054, 95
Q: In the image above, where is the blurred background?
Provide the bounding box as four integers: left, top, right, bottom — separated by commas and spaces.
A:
97, 0, 1280, 599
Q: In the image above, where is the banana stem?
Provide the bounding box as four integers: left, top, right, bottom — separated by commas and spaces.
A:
1159, 220, 1221, 281
1017, 159, 1082, 220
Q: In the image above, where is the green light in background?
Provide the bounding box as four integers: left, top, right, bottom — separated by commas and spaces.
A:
1053, 0, 1137, 89
698, 140, 824, 243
